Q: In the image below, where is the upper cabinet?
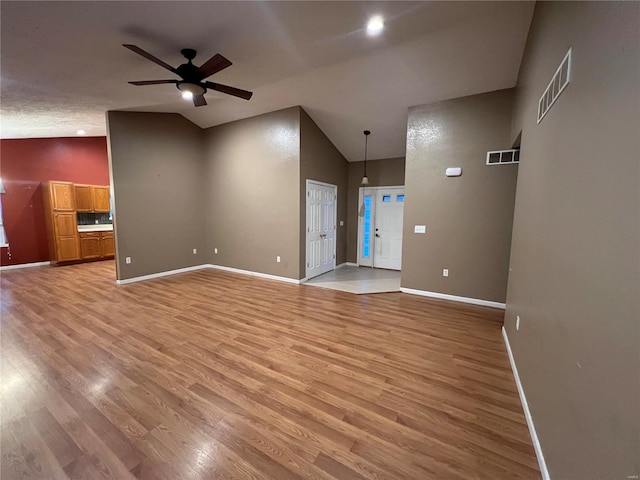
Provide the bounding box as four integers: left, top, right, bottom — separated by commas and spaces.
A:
50, 182, 76, 211
92, 186, 110, 212
75, 185, 92, 211
75, 184, 110, 212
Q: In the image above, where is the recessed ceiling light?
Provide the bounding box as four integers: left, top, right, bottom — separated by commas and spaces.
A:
366, 16, 384, 36
76, 130, 86, 135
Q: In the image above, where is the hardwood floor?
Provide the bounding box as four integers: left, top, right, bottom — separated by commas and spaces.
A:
1, 261, 540, 479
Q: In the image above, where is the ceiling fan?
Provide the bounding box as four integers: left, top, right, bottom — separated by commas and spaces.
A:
123, 44, 253, 107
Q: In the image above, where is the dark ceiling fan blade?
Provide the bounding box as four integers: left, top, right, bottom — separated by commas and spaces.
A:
204, 81, 253, 100
128, 80, 179, 86
196, 53, 232, 80
123, 44, 178, 74
193, 94, 207, 107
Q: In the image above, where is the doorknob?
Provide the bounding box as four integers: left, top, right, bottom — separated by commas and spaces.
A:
320, 234, 326, 238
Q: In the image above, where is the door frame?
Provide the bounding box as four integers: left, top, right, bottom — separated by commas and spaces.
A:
305, 179, 338, 280
357, 185, 404, 268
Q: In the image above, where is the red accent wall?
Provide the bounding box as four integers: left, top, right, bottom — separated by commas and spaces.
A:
1, 137, 109, 266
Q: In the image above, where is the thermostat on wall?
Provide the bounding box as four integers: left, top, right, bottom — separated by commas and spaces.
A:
446, 167, 462, 177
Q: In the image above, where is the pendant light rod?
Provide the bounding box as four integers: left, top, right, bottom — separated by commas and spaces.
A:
362, 130, 371, 185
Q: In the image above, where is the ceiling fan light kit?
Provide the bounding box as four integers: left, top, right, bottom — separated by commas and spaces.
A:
177, 82, 206, 96
123, 44, 253, 107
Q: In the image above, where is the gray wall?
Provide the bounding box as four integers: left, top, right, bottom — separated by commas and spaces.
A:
346, 157, 405, 263
107, 112, 206, 280
299, 109, 349, 278
202, 107, 301, 279
402, 89, 518, 303
505, 3, 640, 478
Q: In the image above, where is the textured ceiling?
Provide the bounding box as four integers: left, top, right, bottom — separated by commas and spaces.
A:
0, 1, 534, 161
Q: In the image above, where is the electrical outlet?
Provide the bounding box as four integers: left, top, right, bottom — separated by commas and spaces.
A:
192, 248, 197, 255
125, 257, 131, 264
516, 315, 520, 331
414, 225, 426, 234
214, 248, 218, 254
276, 256, 281, 263
339, 220, 344, 226
443, 269, 449, 277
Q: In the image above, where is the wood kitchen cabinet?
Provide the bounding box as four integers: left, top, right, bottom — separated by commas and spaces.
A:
50, 182, 76, 211
101, 232, 115, 257
80, 231, 115, 259
75, 184, 110, 212
42, 182, 81, 263
79, 232, 101, 259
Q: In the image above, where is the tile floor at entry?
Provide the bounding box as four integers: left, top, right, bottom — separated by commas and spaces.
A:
304, 265, 401, 294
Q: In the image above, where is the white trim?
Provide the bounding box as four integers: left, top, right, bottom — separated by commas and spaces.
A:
208, 264, 302, 284
335, 262, 359, 269
502, 327, 550, 480
486, 149, 520, 166
399, 287, 506, 309
0, 260, 51, 271
537, 47, 572, 124
116, 264, 209, 285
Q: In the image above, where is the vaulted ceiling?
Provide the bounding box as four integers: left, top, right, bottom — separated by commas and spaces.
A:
0, 1, 534, 161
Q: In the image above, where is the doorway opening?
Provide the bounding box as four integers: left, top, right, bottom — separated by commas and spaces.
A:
305, 180, 337, 280
358, 186, 405, 270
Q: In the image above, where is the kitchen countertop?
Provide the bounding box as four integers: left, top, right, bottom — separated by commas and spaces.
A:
77, 224, 113, 233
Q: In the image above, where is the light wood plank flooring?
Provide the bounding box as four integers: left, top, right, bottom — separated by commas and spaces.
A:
1, 261, 540, 479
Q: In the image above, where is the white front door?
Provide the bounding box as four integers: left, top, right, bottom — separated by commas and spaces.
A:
373, 188, 405, 270
306, 180, 337, 279
358, 186, 404, 270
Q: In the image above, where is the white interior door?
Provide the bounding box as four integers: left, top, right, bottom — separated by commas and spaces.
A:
358, 186, 404, 270
306, 180, 337, 279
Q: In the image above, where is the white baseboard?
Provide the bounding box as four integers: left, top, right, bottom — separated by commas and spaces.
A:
346, 262, 358, 267
116, 264, 209, 285
502, 327, 550, 480
0, 261, 51, 271
399, 287, 506, 309
208, 264, 302, 284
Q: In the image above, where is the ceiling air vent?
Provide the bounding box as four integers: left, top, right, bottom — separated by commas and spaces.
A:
486, 149, 519, 166
537, 48, 572, 124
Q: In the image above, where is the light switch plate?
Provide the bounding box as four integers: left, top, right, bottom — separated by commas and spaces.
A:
414, 225, 426, 234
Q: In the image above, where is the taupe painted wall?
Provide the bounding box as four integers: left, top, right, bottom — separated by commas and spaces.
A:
403, 89, 518, 303
299, 109, 348, 279
505, 3, 640, 478
202, 107, 301, 279
346, 157, 405, 263
107, 112, 205, 280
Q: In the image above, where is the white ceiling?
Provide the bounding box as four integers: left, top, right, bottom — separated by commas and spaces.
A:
0, 1, 534, 161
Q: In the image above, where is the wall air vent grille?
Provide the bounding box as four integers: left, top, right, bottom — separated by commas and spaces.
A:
486, 149, 520, 166
537, 48, 572, 124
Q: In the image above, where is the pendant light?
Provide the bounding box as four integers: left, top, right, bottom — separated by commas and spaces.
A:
361, 130, 371, 185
